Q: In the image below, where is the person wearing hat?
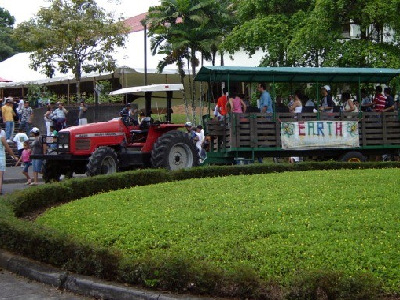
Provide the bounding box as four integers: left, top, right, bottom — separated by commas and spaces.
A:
1, 97, 17, 142
184, 122, 197, 141
30, 127, 46, 186
319, 85, 334, 113
119, 103, 131, 125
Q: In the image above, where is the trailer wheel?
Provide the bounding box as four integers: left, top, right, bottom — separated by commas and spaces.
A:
86, 147, 119, 177
341, 151, 366, 163
151, 130, 199, 170
42, 160, 62, 183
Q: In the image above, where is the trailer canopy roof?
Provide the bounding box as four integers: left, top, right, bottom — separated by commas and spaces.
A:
194, 66, 400, 83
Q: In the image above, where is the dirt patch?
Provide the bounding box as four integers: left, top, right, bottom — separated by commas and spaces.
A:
172, 104, 210, 115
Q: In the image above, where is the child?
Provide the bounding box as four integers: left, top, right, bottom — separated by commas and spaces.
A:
13, 128, 29, 157
15, 141, 32, 185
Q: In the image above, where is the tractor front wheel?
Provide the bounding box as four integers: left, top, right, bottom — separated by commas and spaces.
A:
151, 130, 199, 170
86, 147, 119, 177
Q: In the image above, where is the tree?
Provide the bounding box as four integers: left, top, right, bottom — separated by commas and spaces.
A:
146, 0, 232, 123
0, 7, 20, 62
222, 0, 400, 69
13, 0, 128, 97
222, 0, 314, 67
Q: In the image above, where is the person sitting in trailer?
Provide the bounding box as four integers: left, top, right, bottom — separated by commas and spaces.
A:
373, 86, 386, 112
289, 90, 303, 114
360, 88, 373, 112
383, 87, 395, 112
342, 92, 358, 112
319, 85, 334, 113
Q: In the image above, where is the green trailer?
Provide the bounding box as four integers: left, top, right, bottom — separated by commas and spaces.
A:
195, 66, 400, 164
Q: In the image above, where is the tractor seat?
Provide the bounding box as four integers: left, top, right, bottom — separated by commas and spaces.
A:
131, 117, 153, 135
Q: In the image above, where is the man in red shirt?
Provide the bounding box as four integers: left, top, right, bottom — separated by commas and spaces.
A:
373, 86, 386, 112
216, 88, 228, 120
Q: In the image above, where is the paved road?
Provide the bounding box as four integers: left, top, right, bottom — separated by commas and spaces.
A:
1, 168, 91, 300
0, 269, 90, 300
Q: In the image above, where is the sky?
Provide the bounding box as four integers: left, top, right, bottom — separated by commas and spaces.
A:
0, 0, 160, 24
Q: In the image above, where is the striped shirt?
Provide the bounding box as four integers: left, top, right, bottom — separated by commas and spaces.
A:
373, 94, 386, 112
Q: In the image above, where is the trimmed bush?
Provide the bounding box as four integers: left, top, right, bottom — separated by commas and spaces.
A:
0, 162, 399, 299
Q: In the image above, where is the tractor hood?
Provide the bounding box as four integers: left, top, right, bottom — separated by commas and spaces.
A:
60, 118, 127, 137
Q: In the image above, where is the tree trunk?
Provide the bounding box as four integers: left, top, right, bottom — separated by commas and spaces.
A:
190, 48, 197, 124
178, 58, 190, 122
74, 59, 82, 102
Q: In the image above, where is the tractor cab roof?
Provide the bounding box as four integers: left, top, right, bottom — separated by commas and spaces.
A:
109, 84, 183, 95
109, 84, 184, 124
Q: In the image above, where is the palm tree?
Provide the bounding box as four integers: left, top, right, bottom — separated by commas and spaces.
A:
146, 0, 231, 123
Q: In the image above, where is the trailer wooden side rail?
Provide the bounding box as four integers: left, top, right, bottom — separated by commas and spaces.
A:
206, 112, 400, 163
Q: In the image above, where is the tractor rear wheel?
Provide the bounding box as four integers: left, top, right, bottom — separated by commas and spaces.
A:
340, 151, 366, 163
151, 130, 199, 170
42, 160, 62, 183
86, 146, 119, 177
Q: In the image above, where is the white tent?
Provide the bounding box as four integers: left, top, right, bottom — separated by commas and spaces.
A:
0, 25, 266, 89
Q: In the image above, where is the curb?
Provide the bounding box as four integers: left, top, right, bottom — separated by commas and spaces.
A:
0, 249, 208, 300
3, 178, 28, 184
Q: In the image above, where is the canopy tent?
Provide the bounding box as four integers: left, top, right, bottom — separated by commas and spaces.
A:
194, 66, 400, 83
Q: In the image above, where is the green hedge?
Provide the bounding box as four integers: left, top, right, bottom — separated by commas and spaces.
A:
1, 162, 399, 299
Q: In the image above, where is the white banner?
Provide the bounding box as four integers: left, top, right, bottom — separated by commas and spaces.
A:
281, 121, 359, 150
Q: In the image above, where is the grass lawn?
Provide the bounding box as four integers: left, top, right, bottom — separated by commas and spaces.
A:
36, 168, 400, 292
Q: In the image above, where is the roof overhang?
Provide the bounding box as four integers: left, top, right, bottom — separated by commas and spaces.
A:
194, 66, 400, 83
109, 83, 184, 95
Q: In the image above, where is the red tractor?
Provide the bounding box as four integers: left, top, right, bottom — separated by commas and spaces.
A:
38, 84, 199, 182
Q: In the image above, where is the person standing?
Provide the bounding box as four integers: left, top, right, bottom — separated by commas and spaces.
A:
44, 105, 54, 136
53, 102, 68, 131
258, 83, 273, 113
78, 100, 88, 125
0, 127, 18, 194
30, 127, 46, 186
13, 128, 29, 157
1, 97, 16, 142
19, 101, 34, 135
16, 98, 24, 120
228, 92, 247, 115
216, 88, 228, 120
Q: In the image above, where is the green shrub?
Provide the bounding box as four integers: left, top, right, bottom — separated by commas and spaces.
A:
288, 270, 381, 300
0, 162, 399, 299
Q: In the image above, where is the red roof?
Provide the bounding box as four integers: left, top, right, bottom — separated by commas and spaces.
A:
123, 13, 183, 33
124, 13, 147, 33
0, 77, 11, 82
